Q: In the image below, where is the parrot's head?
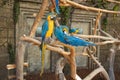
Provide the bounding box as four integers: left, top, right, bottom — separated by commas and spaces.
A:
61, 26, 69, 34
70, 28, 83, 34
47, 14, 56, 21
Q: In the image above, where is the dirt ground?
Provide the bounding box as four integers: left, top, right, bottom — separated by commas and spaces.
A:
25, 69, 113, 80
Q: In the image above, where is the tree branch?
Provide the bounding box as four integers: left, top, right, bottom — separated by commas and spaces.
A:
106, 0, 120, 4
94, 12, 102, 35
73, 34, 116, 40
29, 0, 48, 37
60, 0, 120, 14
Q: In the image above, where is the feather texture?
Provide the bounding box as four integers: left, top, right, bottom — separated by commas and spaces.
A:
40, 14, 55, 76
55, 0, 60, 14
54, 26, 96, 46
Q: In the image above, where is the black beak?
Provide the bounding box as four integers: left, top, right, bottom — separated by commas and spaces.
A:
51, 15, 56, 20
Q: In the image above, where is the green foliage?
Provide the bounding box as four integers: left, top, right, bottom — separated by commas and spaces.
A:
60, 6, 71, 25
113, 4, 119, 17
8, 43, 15, 64
91, 0, 108, 8
13, 0, 20, 24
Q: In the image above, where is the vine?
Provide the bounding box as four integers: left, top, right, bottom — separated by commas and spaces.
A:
8, 43, 15, 63
60, 6, 71, 25
13, 0, 20, 24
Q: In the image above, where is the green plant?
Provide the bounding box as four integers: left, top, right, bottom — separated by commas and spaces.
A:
8, 43, 15, 63
13, 0, 20, 24
60, 6, 71, 25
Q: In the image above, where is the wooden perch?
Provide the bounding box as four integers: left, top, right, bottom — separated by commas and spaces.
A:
20, 36, 70, 56
106, 0, 120, 4
83, 47, 110, 80
73, 34, 117, 41
7, 62, 28, 70
94, 12, 102, 35
20, 35, 80, 79
16, 42, 26, 80
29, 0, 48, 37
60, 0, 120, 14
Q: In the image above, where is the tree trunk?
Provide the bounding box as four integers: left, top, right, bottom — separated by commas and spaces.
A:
16, 42, 25, 80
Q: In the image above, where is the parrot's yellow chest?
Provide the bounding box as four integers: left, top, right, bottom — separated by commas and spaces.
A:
46, 20, 54, 38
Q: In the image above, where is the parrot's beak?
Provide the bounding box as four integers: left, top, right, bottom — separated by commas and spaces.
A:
51, 15, 56, 20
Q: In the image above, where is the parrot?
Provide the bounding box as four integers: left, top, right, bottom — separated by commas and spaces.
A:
40, 13, 56, 76
60, 25, 83, 34
55, 0, 60, 14
69, 27, 83, 34
54, 25, 96, 46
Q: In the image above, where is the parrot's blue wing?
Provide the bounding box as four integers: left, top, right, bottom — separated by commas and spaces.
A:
55, 0, 60, 14
54, 26, 66, 43
41, 21, 48, 40
64, 35, 95, 46
54, 26, 96, 46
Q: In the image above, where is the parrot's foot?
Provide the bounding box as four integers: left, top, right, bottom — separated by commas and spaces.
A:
45, 37, 53, 44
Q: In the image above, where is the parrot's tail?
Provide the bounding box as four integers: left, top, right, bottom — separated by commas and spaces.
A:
88, 42, 96, 46
40, 43, 46, 76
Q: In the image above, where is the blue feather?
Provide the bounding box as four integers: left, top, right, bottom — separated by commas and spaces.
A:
54, 26, 96, 46
55, 0, 60, 14
41, 21, 48, 41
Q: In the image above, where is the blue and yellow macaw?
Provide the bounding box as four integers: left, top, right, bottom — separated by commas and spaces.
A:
61, 26, 83, 34
54, 25, 96, 46
69, 28, 83, 34
40, 13, 55, 76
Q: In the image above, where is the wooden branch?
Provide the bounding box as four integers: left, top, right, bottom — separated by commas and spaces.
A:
55, 57, 82, 80
106, 0, 120, 4
16, 42, 26, 80
84, 48, 110, 80
94, 12, 102, 35
99, 29, 114, 38
20, 36, 70, 56
108, 45, 116, 80
29, 0, 48, 37
55, 57, 67, 80
73, 34, 116, 40
7, 62, 28, 70
83, 67, 106, 80
60, 0, 120, 14
20, 35, 81, 79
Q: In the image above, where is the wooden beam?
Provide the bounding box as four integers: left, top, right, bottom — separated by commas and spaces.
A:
106, 0, 120, 4
16, 42, 25, 80
29, 0, 48, 37
7, 62, 28, 70
60, 0, 120, 14
73, 34, 117, 40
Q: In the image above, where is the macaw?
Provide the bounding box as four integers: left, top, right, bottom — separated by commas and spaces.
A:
40, 13, 55, 76
69, 28, 83, 34
54, 25, 96, 46
61, 25, 83, 34
55, 0, 60, 14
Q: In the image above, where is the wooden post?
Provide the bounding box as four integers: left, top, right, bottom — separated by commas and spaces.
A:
108, 44, 116, 80
16, 42, 25, 80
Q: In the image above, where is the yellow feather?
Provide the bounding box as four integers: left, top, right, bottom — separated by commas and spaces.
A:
40, 43, 46, 76
46, 20, 54, 37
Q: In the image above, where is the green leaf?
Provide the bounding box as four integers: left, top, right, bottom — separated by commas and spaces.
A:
113, 4, 119, 17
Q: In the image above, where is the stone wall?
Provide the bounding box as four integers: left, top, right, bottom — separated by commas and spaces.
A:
0, 0, 14, 80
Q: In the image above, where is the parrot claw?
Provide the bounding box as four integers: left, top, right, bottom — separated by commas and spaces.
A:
45, 37, 53, 44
